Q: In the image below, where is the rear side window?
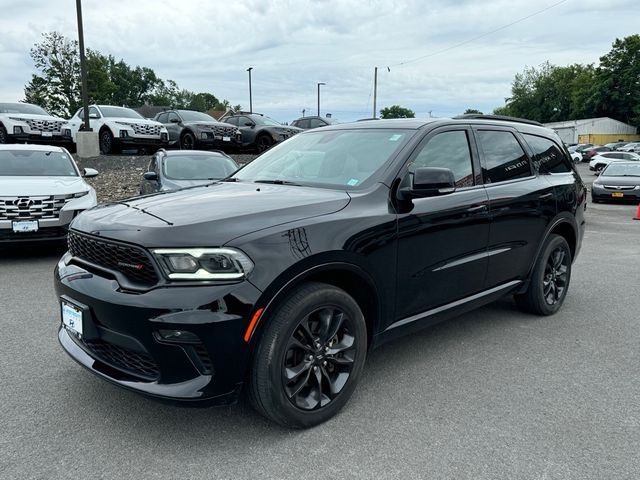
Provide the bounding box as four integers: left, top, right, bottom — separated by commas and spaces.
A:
410, 130, 475, 187
478, 130, 531, 183
524, 134, 572, 174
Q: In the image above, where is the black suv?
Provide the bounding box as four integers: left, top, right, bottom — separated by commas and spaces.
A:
154, 110, 241, 151
220, 111, 301, 152
55, 115, 586, 428
291, 116, 338, 130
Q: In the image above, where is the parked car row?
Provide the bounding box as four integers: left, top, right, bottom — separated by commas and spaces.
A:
1, 101, 342, 155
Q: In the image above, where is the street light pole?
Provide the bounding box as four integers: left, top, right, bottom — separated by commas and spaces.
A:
372, 66, 378, 119
317, 82, 325, 117
246, 67, 253, 113
76, 0, 90, 131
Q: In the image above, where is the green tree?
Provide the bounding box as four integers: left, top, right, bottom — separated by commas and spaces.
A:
591, 35, 640, 125
463, 108, 483, 114
24, 32, 81, 116
380, 105, 415, 119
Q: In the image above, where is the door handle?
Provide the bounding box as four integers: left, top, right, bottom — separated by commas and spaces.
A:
539, 193, 553, 200
467, 204, 488, 213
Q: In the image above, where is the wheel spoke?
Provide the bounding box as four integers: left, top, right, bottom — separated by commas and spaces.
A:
327, 333, 354, 355
284, 360, 311, 382
284, 368, 312, 399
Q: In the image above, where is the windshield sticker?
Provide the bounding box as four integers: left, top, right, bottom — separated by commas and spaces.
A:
389, 134, 403, 142
347, 178, 359, 186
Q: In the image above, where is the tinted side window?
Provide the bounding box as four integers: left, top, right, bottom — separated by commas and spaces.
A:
224, 117, 238, 126
478, 130, 530, 183
167, 112, 180, 123
410, 130, 475, 188
156, 113, 168, 123
309, 118, 325, 128
238, 116, 253, 126
524, 134, 571, 174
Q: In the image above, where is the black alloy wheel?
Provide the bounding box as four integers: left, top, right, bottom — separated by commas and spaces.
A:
282, 306, 356, 410
248, 282, 367, 428
0, 125, 7, 144
256, 133, 272, 153
542, 246, 569, 306
515, 234, 572, 315
100, 129, 114, 154
180, 131, 195, 150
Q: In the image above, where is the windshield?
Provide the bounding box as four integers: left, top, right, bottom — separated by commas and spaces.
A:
254, 115, 283, 126
163, 154, 237, 180
233, 128, 413, 188
0, 103, 50, 115
178, 111, 217, 122
0, 150, 78, 176
99, 106, 144, 119
602, 163, 640, 177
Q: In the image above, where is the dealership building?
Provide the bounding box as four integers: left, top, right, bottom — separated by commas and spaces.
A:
544, 117, 639, 145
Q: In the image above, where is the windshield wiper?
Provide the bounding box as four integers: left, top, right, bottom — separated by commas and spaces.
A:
220, 177, 239, 182
254, 179, 303, 186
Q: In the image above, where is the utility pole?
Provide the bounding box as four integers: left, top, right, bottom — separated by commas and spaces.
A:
372, 67, 378, 119
246, 67, 253, 113
317, 82, 325, 117
76, 0, 90, 131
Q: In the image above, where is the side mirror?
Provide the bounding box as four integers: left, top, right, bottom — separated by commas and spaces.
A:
88, 113, 100, 119
399, 167, 456, 200
143, 171, 159, 181
82, 168, 99, 178
244, 121, 255, 127
170, 118, 180, 124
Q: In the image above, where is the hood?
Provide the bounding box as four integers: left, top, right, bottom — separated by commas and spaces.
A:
1, 113, 67, 123
71, 181, 350, 247
595, 175, 640, 186
0, 176, 88, 196
162, 178, 218, 190
107, 117, 163, 126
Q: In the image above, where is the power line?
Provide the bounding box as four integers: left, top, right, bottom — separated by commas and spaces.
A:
389, 0, 570, 68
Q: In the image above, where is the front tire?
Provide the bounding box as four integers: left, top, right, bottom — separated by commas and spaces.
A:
255, 133, 272, 153
180, 131, 196, 150
248, 282, 367, 428
0, 125, 8, 144
99, 129, 118, 154
515, 234, 572, 315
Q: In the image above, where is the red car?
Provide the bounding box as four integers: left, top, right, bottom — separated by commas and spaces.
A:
581, 146, 611, 161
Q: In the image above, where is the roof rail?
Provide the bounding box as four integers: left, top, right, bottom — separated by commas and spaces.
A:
453, 114, 543, 127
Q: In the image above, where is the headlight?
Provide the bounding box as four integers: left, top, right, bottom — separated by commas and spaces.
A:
634, 185, 640, 190
152, 248, 254, 281
115, 121, 134, 128
72, 191, 89, 198
592, 183, 603, 189
8, 117, 28, 122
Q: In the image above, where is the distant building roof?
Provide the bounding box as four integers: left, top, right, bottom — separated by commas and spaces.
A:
544, 117, 635, 129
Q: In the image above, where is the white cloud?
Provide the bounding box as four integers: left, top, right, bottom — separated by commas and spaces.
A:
0, 0, 638, 121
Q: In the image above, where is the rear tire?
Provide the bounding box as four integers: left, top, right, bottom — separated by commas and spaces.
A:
248, 282, 367, 429
515, 234, 572, 316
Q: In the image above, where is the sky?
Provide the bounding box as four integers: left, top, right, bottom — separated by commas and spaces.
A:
0, 0, 638, 123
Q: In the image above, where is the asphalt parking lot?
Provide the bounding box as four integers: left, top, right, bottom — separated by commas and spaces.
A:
1, 162, 638, 480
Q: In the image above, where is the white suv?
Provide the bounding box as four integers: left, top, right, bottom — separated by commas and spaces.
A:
0, 102, 72, 146
0, 144, 97, 244
67, 105, 169, 154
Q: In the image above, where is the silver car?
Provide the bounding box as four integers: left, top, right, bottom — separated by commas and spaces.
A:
0, 144, 98, 243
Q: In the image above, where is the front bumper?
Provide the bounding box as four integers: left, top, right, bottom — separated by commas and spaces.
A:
54, 253, 262, 404
117, 136, 169, 148
9, 132, 72, 145
591, 187, 640, 202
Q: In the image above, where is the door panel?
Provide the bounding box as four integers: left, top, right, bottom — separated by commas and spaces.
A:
395, 188, 491, 320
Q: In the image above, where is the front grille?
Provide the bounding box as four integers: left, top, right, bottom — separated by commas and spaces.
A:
131, 124, 161, 136
603, 185, 635, 191
0, 195, 72, 221
281, 128, 300, 137
83, 338, 159, 380
67, 230, 159, 286
197, 124, 238, 137
25, 119, 66, 133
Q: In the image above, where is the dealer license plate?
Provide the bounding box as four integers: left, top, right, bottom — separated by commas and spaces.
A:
12, 220, 38, 233
612, 192, 624, 198
61, 301, 83, 336
222, 136, 231, 142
